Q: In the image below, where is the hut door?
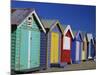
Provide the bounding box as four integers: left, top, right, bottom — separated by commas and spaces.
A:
20, 29, 29, 70
76, 41, 80, 61
51, 32, 59, 63
30, 30, 40, 68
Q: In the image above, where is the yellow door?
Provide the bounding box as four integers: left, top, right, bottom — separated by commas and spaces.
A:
50, 32, 59, 63
82, 42, 85, 60
82, 41, 87, 60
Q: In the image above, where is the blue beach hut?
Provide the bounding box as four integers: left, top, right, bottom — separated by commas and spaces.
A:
71, 31, 83, 64
86, 33, 94, 60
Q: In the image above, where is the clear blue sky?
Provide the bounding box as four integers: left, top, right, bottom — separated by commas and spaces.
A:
11, 1, 96, 37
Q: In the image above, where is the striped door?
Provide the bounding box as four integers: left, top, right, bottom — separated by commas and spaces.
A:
30, 30, 40, 68
20, 29, 29, 70
50, 32, 59, 63
76, 41, 80, 61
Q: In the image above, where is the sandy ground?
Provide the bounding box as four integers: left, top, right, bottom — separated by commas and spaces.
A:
13, 60, 96, 75
38, 60, 96, 73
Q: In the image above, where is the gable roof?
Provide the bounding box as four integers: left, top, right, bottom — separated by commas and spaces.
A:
11, 8, 46, 33
41, 19, 56, 28
11, 8, 33, 25
86, 33, 94, 44
64, 25, 74, 39
41, 19, 63, 33
73, 31, 83, 41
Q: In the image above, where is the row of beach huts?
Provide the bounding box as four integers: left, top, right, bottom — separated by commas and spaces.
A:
11, 8, 96, 74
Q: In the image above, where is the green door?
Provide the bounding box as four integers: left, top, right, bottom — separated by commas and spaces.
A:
20, 28, 29, 70
30, 30, 40, 68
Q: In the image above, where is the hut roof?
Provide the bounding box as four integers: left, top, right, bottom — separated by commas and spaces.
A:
73, 31, 83, 41
63, 25, 74, 39
86, 33, 94, 44
41, 19, 63, 33
11, 8, 46, 33
11, 8, 33, 25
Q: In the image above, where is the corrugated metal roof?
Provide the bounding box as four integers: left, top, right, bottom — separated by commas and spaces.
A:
11, 8, 33, 25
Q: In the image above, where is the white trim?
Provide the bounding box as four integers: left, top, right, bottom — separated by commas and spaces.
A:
34, 10, 46, 33
87, 33, 93, 42
50, 21, 63, 33
63, 36, 71, 50
17, 10, 46, 33
76, 31, 83, 41
28, 31, 31, 68
17, 11, 33, 28
27, 15, 33, 27
64, 25, 74, 39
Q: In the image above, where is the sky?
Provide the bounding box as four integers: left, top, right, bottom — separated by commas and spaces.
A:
11, 1, 96, 37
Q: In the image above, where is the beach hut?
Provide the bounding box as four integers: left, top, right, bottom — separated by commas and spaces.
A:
93, 37, 96, 61
11, 8, 46, 73
61, 25, 74, 64
71, 31, 83, 64
81, 32, 88, 61
91, 38, 95, 59
41, 19, 63, 68
86, 33, 94, 60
